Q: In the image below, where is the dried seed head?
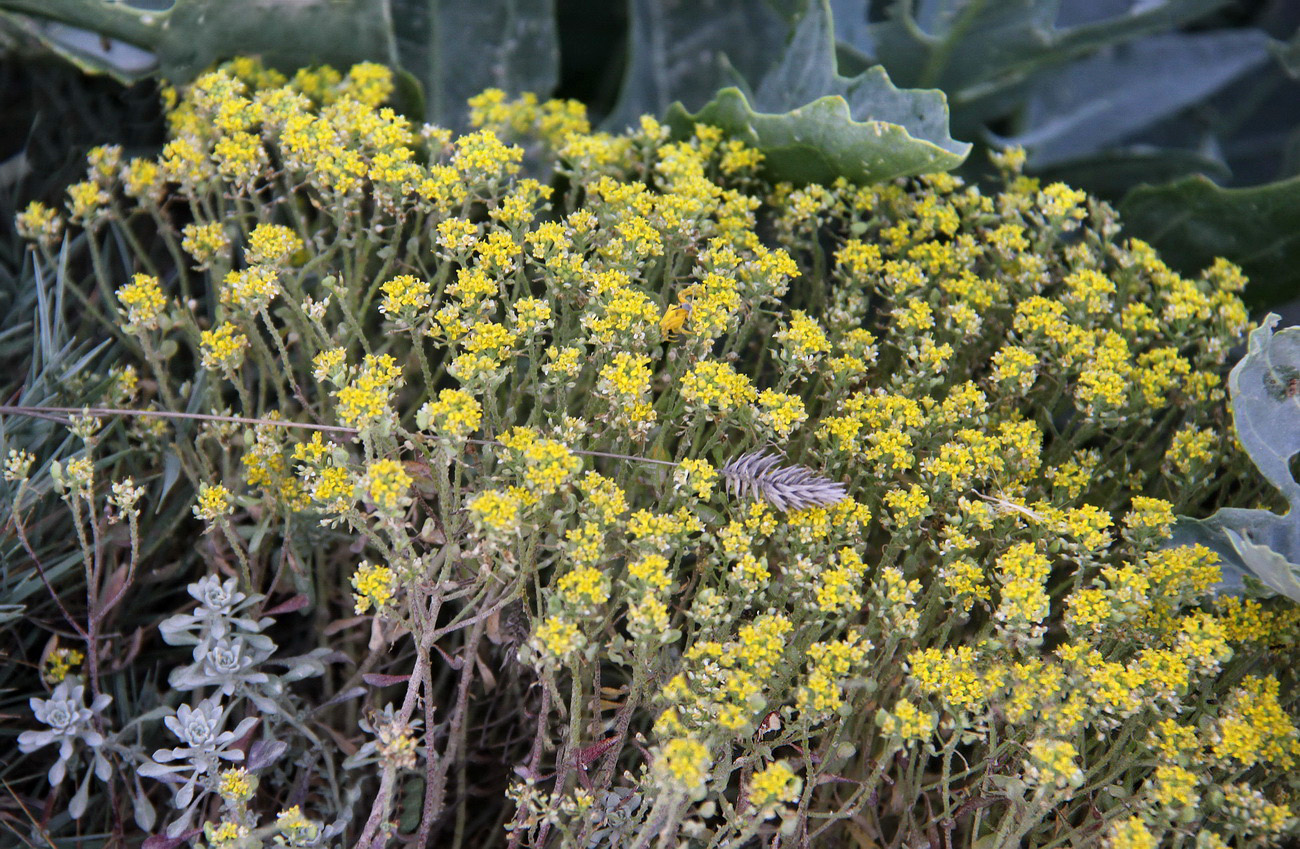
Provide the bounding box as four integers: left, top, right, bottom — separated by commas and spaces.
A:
719, 451, 847, 512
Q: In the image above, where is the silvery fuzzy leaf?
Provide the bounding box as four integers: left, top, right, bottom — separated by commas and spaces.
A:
146, 747, 184, 765
158, 614, 202, 646
274, 647, 341, 682
161, 714, 186, 742
247, 739, 288, 772
227, 615, 276, 637
188, 575, 245, 612
166, 664, 208, 692
49, 758, 67, 786
172, 781, 197, 815
94, 750, 112, 781
70, 770, 91, 818
225, 716, 260, 744
246, 690, 281, 716
133, 776, 158, 830
18, 728, 57, 753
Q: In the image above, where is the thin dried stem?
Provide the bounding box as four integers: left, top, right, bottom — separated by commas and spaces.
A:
0, 405, 678, 466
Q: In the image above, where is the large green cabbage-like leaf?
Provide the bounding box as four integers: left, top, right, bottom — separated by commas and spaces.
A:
833, 0, 1229, 139
1004, 30, 1270, 168
1168, 315, 1300, 602
0, 0, 559, 129
666, 0, 969, 185
0, 0, 396, 81
1120, 175, 1300, 310
390, 0, 558, 130
602, 0, 792, 132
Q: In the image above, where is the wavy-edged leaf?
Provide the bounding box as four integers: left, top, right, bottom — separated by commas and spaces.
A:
1120, 175, 1300, 309
1227, 315, 1300, 504
668, 85, 968, 185
667, 1, 969, 185
1167, 315, 1300, 602
1035, 148, 1231, 199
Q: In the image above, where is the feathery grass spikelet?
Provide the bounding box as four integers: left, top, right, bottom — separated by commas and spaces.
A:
719, 451, 847, 512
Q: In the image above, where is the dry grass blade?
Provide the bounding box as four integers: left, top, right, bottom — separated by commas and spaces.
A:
719, 451, 847, 512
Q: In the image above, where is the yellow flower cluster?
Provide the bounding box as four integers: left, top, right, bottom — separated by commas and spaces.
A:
199, 323, 249, 373
182, 221, 231, 268
333, 354, 402, 429
680, 361, 757, 414
43, 61, 1292, 847
116, 273, 167, 331
365, 458, 411, 513
417, 389, 482, 441
351, 560, 396, 614
221, 266, 281, 312
193, 482, 233, 522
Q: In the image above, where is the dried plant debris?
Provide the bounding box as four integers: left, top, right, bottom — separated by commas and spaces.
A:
719, 451, 847, 512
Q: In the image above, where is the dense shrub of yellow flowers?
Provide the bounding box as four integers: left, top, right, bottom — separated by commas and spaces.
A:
16, 57, 1300, 848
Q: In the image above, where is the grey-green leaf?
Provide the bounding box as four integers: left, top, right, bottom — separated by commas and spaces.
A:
1226, 315, 1300, 505
1225, 527, 1300, 602
667, 85, 968, 185
0, 0, 398, 83
1166, 315, 1300, 602
836, 0, 1230, 137
666, 0, 969, 185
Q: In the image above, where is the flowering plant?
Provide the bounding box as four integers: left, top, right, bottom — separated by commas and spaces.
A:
3, 44, 1298, 849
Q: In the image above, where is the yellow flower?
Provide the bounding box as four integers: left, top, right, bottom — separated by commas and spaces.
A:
680, 360, 757, 414
246, 223, 303, 265
352, 561, 396, 613
335, 354, 402, 429
654, 737, 710, 796
194, 483, 233, 522
748, 761, 800, 816
182, 221, 230, 268
220, 265, 281, 312
673, 458, 717, 501
116, 273, 167, 330
365, 458, 412, 513
530, 615, 583, 661
15, 201, 63, 246
199, 323, 249, 372
379, 274, 432, 321
417, 389, 482, 440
